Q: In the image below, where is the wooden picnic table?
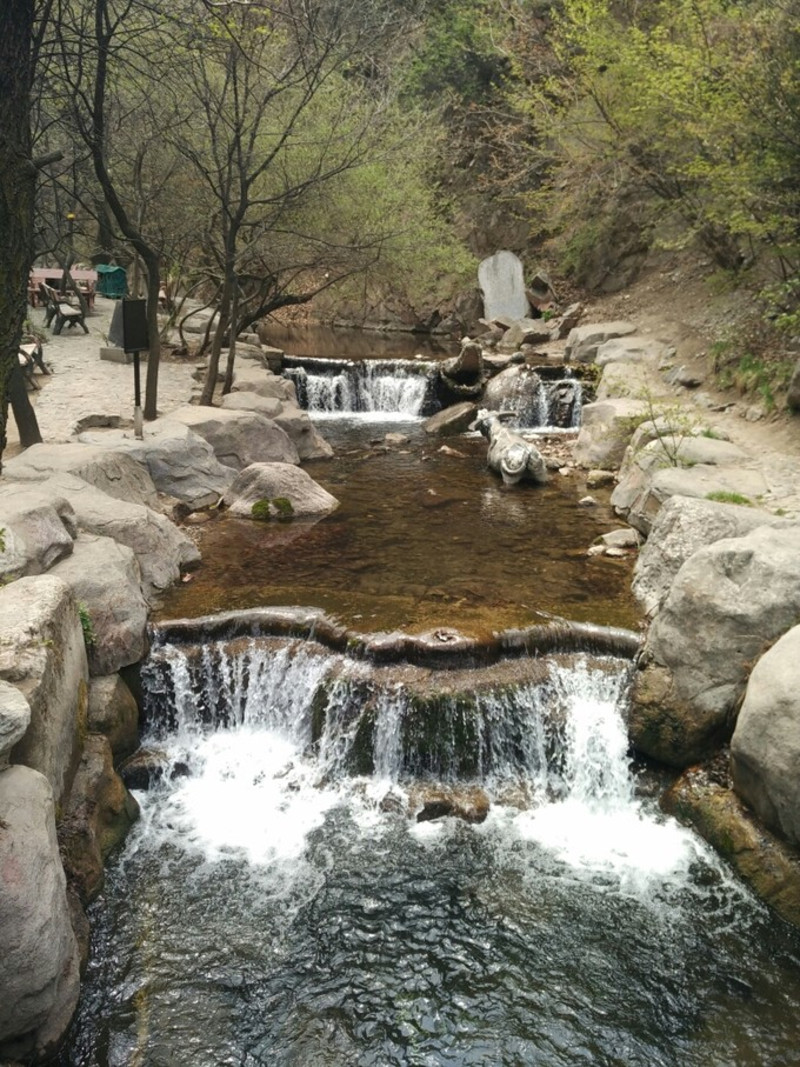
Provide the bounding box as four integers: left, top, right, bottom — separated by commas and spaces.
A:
29, 267, 97, 309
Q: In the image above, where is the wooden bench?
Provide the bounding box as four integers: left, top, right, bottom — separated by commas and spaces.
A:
40, 283, 89, 335
19, 339, 49, 389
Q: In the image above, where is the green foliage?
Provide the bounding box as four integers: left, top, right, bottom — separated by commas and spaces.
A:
403, 0, 507, 106
78, 603, 96, 648
705, 490, 753, 507
0, 526, 5, 553
508, 0, 800, 291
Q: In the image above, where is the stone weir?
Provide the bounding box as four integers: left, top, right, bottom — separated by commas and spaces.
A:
150, 606, 642, 669
143, 611, 641, 781
283, 355, 441, 416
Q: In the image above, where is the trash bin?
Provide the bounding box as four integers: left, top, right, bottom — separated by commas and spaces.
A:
96, 264, 127, 299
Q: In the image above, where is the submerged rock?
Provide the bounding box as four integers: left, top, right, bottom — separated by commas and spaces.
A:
410, 785, 491, 825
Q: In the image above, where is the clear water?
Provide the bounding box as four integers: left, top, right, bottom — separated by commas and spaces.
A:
62, 641, 800, 1066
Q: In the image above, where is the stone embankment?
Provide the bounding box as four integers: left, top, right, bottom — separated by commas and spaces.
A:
0, 299, 338, 1060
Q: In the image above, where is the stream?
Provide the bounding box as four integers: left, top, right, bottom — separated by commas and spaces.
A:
61, 330, 800, 1065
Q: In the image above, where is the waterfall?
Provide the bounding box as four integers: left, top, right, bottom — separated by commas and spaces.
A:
284, 358, 438, 417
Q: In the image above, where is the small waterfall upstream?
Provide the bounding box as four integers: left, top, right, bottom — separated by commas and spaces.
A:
64, 633, 800, 1065
283, 355, 583, 428
284, 357, 440, 417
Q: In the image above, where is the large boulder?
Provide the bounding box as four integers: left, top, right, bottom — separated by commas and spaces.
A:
273, 410, 334, 461
564, 321, 636, 363
221, 390, 285, 419
223, 462, 340, 520
612, 432, 767, 535
594, 335, 665, 367
0, 484, 75, 582
731, 626, 800, 848
3, 474, 198, 603
499, 318, 552, 350
0, 681, 30, 767
230, 365, 298, 402
3, 443, 159, 508
0, 576, 88, 803
441, 339, 484, 383
59, 734, 140, 903
482, 365, 545, 425
630, 526, 800, 766
78, 421, 238, 509
0, 766, 80, 1062
88, 674, 140, 762
572, 398, 647, 470
595, 361, 652, 401
169, 405, 300, 469
423, 401, 478, 436
632, 495, 792, 617
49, 535, 148, 677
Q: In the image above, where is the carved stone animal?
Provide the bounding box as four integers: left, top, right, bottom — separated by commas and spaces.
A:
472, 409, 548, 487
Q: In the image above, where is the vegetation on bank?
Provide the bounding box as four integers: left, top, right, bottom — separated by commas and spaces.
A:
3, 0, 800, 468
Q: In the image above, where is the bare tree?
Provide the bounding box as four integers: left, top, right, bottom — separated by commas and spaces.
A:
0, 0, 51, 467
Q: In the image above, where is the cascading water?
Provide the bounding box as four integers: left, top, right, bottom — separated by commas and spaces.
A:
285, 358, 439, 418
63, 635, 800, 1066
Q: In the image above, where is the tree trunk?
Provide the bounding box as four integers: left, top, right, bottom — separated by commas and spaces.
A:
8, 364, 42, 448
0, 0, 38, 470
201, 275, 231, 406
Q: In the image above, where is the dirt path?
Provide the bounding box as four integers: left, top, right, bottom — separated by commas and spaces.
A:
581, 252, 800, 517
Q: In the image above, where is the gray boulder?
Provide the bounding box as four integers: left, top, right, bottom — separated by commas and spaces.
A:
731, 626, 800, 848
273, 410, 334, 461
223, 462, 340, 520
500, 318, 552, 349
169, 405, 300, 469
221, 391, 333, 459
230, 366, 298, 402
633, 496, 792, 617
630, 526, 800, 766
573, 398, 647, 470
423, 402, 478, 436
612, 432, 767, 536
441, 340, 483, 383
0, 766, 80, 1063
3, 443, 159, 508
0, 680, 30, 766
221, 390, 285, 419
0, 484, 76, 581
88, 674, 140, 761
50, 535, 148, 677
0, 575, 87, 803
595, 361, 652, 401
565, 321, 636, 363
482, 365, 545, 425
594, 335, 665, 367
78, 420, 238, 509
3, 474, 198, 602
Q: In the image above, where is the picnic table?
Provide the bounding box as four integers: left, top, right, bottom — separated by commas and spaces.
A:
29, 267, 97, 309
